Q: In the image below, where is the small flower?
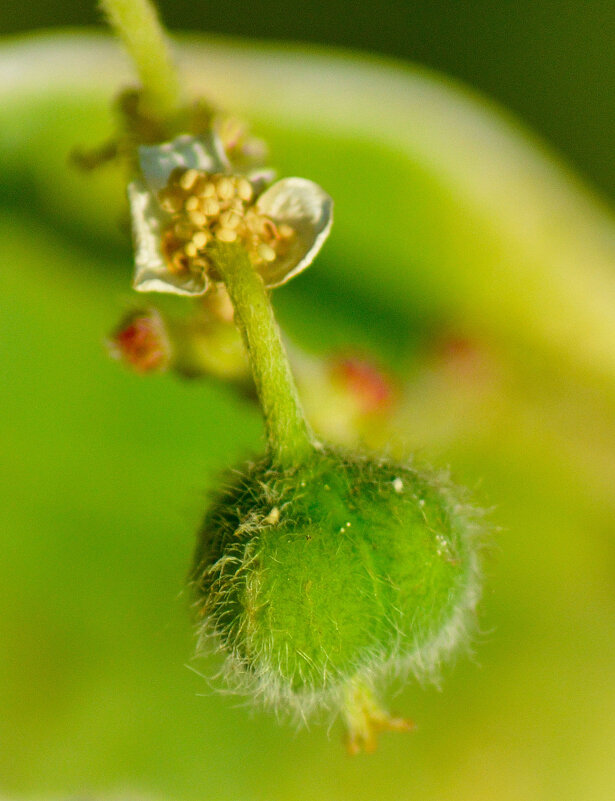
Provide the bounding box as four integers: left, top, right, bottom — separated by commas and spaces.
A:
215, 115, 269, 171
329, 354, 396, 415
128, 133, 333, 296
108, 308, 171, 372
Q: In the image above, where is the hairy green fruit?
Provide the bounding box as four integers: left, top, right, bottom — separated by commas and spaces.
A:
193, 447, 481, 748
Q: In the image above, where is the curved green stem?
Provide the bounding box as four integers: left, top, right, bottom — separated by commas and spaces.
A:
100, 0, 182, 120
211, 243, 315, 466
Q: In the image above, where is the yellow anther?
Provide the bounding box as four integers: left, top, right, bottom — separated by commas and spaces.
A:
236, 178, 253, 203
216, 177, 235, 201
188, 210, 207, 227
257, 243, 277, 262
185, 196, 200, 212
158, 167, 289, 280
216, 227, 238, 243
203, 198, 221, 217
219, 209, 241, 229
278, 223, 295, 239
192, 231, 209, 249
244, 211, 262, 233
179, 169, 199, 191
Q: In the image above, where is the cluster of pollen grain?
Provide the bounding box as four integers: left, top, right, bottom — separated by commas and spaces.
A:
157, 168, 295, 276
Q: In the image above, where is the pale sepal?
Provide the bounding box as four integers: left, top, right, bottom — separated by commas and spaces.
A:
128, 180, 208, 296
255, 177, 333, 288
138, 132, 230, 192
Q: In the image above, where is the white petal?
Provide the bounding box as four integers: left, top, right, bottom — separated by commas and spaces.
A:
128, 180, 208, 296
138, 133, 230, 192
255, 178, 333, 287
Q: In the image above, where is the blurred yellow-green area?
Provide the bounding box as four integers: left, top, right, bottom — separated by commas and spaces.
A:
2, 22, 615, 801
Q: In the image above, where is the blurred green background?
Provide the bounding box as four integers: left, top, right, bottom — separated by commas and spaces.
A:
2, 0, 615, 199
1, 4, 615, 801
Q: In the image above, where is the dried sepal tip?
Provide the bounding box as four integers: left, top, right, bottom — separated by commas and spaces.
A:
343, 680, 415, 755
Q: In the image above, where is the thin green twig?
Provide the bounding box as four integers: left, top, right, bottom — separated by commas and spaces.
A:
211, 243, 316, 466
100, 0, 182, 120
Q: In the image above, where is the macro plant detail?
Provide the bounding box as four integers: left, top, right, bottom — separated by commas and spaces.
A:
71, 0, 484, 753
192, 447, 481, 752
129, 133, 332, 295
6, 0, 615, 793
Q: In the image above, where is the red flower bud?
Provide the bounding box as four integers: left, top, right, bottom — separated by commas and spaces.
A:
329, 355, 396, 415
109, 309, 171, 373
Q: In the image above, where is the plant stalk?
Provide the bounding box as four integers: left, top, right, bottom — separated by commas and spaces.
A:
100, 0, 182, 120
211, 243, 315, 466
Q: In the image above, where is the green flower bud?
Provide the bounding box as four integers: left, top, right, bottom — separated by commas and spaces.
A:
192, 446, 481, 749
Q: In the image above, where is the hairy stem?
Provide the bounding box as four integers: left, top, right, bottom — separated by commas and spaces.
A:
100, 0, 182, 119
211, 243, 315, 466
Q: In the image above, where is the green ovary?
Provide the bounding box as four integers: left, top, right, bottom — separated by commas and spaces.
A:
193, 448, 479, 708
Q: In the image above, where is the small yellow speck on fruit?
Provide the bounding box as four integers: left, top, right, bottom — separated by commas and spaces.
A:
264, 507, 280, 525
185, 241, 198, 258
